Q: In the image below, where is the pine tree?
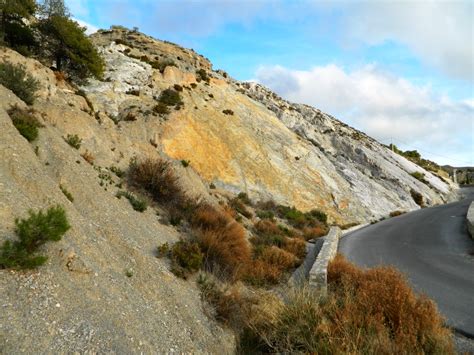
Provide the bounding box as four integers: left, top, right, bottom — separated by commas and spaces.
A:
39, 0, 69, 18
0, 0, 37, 52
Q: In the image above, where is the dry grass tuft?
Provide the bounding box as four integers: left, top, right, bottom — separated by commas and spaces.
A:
193, 205, 251, 279
282, 237, 306, 259
238, 255, 454, 354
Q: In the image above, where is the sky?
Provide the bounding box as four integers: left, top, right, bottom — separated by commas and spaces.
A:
67, 0, 474, 166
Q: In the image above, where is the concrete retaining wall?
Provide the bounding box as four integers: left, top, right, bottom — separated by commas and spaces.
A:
467, 202, 474, 239
309, 227, 342, 295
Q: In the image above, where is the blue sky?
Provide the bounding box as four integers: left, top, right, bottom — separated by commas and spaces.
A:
68, 0, 473, 166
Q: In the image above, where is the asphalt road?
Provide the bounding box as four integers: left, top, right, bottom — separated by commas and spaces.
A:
339, 187, 474, 337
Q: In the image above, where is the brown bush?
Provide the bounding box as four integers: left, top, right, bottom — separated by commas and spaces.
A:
241, 255, 454, 354
128, 158, 182, 202
302, 225, 327, 240
282, 237, 306, 259
389, 210, 405, 217
243, 259, 282, 286
193, 205, 251, 279
260, 246, 297, 269
81, 150, 95, 165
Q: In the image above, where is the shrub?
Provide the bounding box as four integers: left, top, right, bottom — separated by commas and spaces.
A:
192, 205, 251, 279
196, 68, 210, 82
169, 239, 203, 278
65, 134, 82, 149
241, 255, 454, 354
256, 210, 274, 219
302, 225, 327, 240
158, 88, 183, 108
150, 59, 176, 73
7, 106, 41, 141
410, 171, 427, 183
181, 159, 190, 168
116, 190, 147, 212
230, 198, 252, 219
389, 210, 405, 217
156, 242, 170, 257
222, 109, 234, 115
59, 184, 74, 202
0, 205, 70, 269
410, 189, 424, 207
128, 158, 182, 202
282, 237, 306, 259
0, 62, 39, 105
81, 150, 94, 165
153, 102, 170, 115
252, 220, 286, 248
173, 84, 183, 92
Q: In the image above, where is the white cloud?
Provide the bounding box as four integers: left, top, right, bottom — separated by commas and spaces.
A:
73, 17, 98, 35
339, 0, 474, 81
256, 64, 474, 166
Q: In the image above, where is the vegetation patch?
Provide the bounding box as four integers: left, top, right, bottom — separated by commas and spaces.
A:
7, 106, 42, 142
201, 255, 453, 354
0, 206, 70, 269
410, 189, 424, 207
116, 190, 147, 212
157, 88, 183, 110
0, 63, 39, 105
65, 134, 82, 149
60, 184, 74, 202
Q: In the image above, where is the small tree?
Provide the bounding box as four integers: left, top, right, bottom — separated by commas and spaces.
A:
37, 15, 104, 80
39, 0, 69, 18
0, 0, 37, 52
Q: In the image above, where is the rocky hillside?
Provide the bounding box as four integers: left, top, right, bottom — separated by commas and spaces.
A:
0, 26, 457, 352
84, 27, 455, 224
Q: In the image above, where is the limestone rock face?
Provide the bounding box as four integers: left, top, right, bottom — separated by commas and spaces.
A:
80, 28, 456, 224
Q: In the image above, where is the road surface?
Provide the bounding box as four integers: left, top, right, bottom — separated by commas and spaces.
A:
339, 188, 474, 337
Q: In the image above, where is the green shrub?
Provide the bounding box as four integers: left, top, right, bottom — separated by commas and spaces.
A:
256, 210, 275, 220
116, 190, 147, 212
158, 88, 183, 108
60, 184, 74, 202
222, 109, 234, 115
7, 106, 41, 141
0, 205, 70, 269
0, 62, 39, 105
65, 134, 82, 149
181, 159, 190, 168
170, 239, 203, 278
153, 102, 170, 115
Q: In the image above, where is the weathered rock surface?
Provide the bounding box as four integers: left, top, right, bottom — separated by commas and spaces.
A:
0, 26, 458, 352
82, 28, 457, 224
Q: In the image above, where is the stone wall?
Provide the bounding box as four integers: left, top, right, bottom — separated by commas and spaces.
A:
308, 227, 342, 295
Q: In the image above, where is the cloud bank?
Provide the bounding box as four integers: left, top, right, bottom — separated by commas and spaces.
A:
256, 64, 474, 165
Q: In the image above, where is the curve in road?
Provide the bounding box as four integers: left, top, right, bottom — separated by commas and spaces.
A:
339, 188, 474, 337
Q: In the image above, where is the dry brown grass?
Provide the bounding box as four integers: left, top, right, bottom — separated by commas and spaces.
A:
302, 225, 327, 240
238, 255, 454, 354
81, 150, 95, 165
128, 158, 183, 202
282, 236, 306, 259
260, 246, 298, 269
193, 205, 251, 279
241, 256, 453, 354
